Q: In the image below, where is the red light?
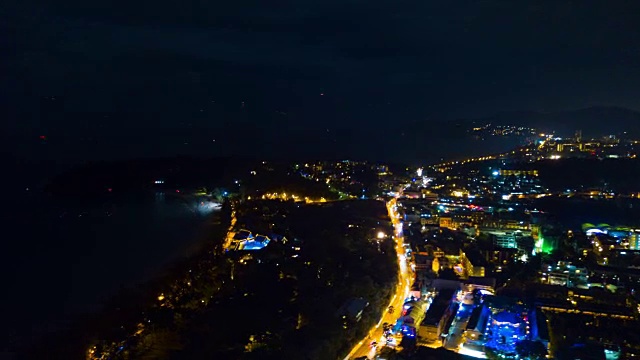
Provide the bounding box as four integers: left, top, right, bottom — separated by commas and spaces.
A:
39, 135, 46, 140
107, 188, 112, 192
176, 190, 180, 193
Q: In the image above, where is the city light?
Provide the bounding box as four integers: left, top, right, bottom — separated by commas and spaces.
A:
346, 197, 412, 359
458, 344, 486, 359
80, 132, 640, 360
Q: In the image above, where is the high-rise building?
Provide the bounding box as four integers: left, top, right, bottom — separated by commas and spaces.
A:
493, 232, 517, 249
540, 261, 589, 288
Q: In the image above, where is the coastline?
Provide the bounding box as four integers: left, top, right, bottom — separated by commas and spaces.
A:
23, 198, 231, 358
5, 192, 229, 356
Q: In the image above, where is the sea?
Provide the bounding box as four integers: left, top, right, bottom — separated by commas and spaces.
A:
2, 165, 221, 351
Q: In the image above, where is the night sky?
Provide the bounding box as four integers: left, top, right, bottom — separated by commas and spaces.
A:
3, 1, 640, 164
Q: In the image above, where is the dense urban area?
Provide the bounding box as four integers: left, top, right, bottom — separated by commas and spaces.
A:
32, 129, 640, 360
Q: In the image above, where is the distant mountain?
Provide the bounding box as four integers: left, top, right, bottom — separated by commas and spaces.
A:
459, 106, 640, 137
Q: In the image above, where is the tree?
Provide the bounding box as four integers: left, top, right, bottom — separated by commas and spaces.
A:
133, 329, 183, 359
211, 187, 227, 202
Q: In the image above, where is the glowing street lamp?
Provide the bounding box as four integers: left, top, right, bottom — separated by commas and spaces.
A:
377, 231, 386, 239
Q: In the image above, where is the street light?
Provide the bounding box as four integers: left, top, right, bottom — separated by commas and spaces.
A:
377, 231, 385, 239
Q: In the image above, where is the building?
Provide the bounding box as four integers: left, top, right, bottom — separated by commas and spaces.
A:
481, 218, 531, 231
397, 299, 429, 338
630, 230, 640, 250
431, 244, 466, 275
493, 231, 518, 248
498, 169, 539, 177
460, 251, 486, 278
462, 296, 533, 358
462, 305, 487, 343
481, 247, 518, 267
420, 215, 439, 226
414, 253, 435, 272
529, 308, 550, 351
421, 189, 439, 201
531, 224, 541, 241
534, 284, 635, 320
439, 215, 475, 231
540, 261, 589, 288
439, 216, 453, 229
418, 289, 455, 343
466, 277, 497, 293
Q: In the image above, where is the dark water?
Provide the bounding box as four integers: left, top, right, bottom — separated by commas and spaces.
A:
2, 188, 219, 348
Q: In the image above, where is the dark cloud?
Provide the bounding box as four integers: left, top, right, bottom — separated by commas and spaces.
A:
3, 0, 640, 162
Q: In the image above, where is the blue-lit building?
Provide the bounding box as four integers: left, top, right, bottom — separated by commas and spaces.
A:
395, 299, 429, 339
484, 310, 526, 356
460, 296, 548, 359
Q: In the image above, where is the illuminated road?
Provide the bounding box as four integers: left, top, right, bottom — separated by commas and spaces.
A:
346, 197, 414, 359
